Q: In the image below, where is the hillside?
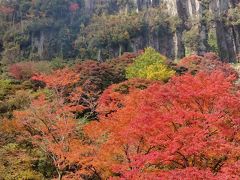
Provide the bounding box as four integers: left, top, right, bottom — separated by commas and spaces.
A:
0, 0, 239, 62
0, 1, 240, 180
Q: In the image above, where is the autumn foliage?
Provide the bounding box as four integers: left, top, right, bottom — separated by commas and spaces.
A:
0, 5, 14, 15
14, 96, 96, 179
69, 2, 80, 12
126, 48, 175, 81
32, 68, 79, 90
85, 71, 240, 179
178, 53, 238, 78
97, 79, 155, 118
0, 0, 240, 178
32, 68, 85, 113
2, 52, 240, 179
8, 61, 52, 80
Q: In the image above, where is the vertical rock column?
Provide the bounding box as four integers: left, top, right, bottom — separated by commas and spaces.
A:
211, 0, 237, 62
84, 0, 95, 12
198, 0, 210, 55
230, 0, 240, 60
175, 0, 189, 59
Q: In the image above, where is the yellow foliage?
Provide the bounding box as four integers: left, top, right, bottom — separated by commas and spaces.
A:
126, 47, 175, 81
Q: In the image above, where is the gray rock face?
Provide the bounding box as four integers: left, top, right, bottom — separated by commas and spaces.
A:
85, 0, 240, 62
162, 0, 240, 62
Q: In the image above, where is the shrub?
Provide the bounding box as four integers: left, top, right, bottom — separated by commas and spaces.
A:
0, 79, 12, 100
178, 53, 238, 78
7, 90, 32, 111
126, 47, 175, 81
8, 61, 52, 80
33, 61, 52, 74
8, 62, 35, 80
50, 58, 66, 70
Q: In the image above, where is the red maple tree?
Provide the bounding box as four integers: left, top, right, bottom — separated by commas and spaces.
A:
97, 79, 155, 118
32, 68, 85, 113
85, 71, 240, 179
178, 53, 238, 78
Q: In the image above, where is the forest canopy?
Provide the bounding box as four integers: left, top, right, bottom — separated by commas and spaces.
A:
0, 0, 240, 179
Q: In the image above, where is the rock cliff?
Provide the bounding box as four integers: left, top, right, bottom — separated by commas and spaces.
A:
84, 0, 240, 62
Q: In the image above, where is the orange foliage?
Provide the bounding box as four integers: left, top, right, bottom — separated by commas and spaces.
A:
85, 71, 240, 179
32, 68, 85, 114
32, 68, 79, 90
97, 79, 155, 118
14, 95, 96, 179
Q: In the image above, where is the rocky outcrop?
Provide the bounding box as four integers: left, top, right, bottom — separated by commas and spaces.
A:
85, 0, 240, 62
157, 0, 240, 62
189, 0, 239, 62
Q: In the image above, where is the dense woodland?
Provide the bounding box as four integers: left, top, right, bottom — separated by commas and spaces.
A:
0, 0, 240, 62
0, 0, 240, 180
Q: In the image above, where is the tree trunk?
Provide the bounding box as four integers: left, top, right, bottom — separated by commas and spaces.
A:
57, 170, 62, 180
119, 44, 122, 56
38, 31, 44, 59
97, 49, 101, 61
125, 3, 129, 15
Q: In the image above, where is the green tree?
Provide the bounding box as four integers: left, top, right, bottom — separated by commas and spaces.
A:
126, 47, 175, 81
76, 13, 145, 60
